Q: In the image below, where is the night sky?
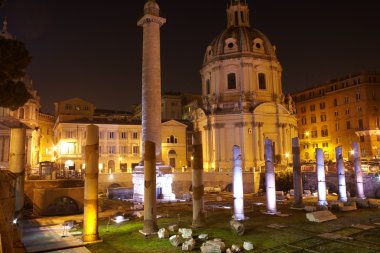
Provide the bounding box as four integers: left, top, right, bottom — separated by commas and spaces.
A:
1, 0, 380, 114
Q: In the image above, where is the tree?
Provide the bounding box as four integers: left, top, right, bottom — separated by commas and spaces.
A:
0, 37, 32, 109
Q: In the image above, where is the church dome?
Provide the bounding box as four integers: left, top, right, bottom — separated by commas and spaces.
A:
203, 1, 277, 64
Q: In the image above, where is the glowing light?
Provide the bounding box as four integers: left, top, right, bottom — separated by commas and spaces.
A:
13, 218, 18, 224
191, 156, 194, 161
305, 131, 310, 137
98, 163, 103, 170
82, 164, 86, 169
118, 157, 122, 162
53, 146, 57, 151
285, 152, 290, 158
350, 150, 355, 155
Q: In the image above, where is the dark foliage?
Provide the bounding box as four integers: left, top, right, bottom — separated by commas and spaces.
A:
0, 38, 32, 109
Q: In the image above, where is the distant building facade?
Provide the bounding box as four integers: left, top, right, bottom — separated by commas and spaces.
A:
53, 98, 187, 173
292, 71, 380, 160
193, 1, 297, 172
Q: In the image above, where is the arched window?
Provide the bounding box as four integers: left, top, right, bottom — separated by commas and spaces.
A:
258, 73, 266, 90
206, 79, 211, 95
170, 135, 175, 143
234, 11, 239, 25
227, 73, 236, 90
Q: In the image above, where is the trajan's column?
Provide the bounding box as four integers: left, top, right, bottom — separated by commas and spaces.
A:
138, 0, 166, 161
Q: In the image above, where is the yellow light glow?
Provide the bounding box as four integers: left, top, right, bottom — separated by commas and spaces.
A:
53, 146, 57, 151
98, 163, 103, 169
350, 150, 355, 155
191, 156, 194, 161
285, 152, 290, 158
305, 131, 310, 137
118, 157, 122, 162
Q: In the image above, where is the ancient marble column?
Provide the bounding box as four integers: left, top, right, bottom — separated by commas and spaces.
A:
292, 138, 304, 208
233, 145, 245, 220
316, 148, 328, 206
353, 142, 366, 199
83, 125, 100, 242
335, 146, 347, 202
265, 139, 277, 214
9, 127, 26, 213
141, 141, 158, 234
192, 132, 205, 227
138, 0, 166, 161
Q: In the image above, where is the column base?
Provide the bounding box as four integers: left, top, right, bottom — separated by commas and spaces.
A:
83, 234, 100, 243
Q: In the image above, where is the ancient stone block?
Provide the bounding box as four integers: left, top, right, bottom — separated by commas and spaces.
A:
230, 219, 245, 235
158, 228, 169, 239
179, 228, 192, 239
243, 241, 254, 251
169, 235, 181, 247
306, 211, 337, 223
182, 238, 196, 251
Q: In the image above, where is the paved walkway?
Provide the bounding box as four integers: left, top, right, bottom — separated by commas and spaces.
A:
21, 210, 115, 253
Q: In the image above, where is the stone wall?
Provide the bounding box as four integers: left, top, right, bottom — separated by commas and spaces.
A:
33, 187, 84, 216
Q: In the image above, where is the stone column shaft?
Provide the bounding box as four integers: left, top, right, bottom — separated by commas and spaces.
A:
316, 148, 327, 206
335, 146, 347, 202
83, 125, 100, 242
138, 2, 166, 162
233, 145, 245, 220
192, 132, 205, 227
353, 142, 366, 199
265, 139, 277, 214
292, 138, 304, 208
142, 141, 158, 234
9, 128, 26, 213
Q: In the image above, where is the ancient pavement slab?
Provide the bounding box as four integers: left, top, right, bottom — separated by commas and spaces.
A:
318, 233, 342, 240
46, 247, 91, 253
306, 211, 337, 223
351, 224, 376, 230
267, 223, 288, 229
22, 224, 85, 253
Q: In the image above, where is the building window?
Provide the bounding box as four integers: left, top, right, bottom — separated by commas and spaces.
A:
320, 114, 327, 122
120, 146, 128, 154
356, 93, 361, 100
108, 146, 116, 154
322, 143, 329, 148
132, 132, 138, 139
60, 142, 76, 155
65, 131, 75, 138
357, 106, 362, 113
311, 116, 317, 124
167, 135, 178, 144
346, 121, 351, 130
360, 136, 365, 142
301, 117, 307, 125
372, 90, 376, 100
320, 102, 325, 110
376, 118, 380, 128
65, 104, 72, 110
336, 138, 340, 144
358, 119, 363, 130
132, 145, 140, 155
310, 104, 315, 112
321, 127, 328, 137
121, 132, 127, 139
108, 132, 115, 139
311, 129, 318, 138
335, 122, 339, 131
206, 79, 211, 95
334, 111, 339, 117
333, 98, 338, 106
99, 132, 105, 139
301, 106, 306, 113
258, 73, 266, 90
344, 96, 349, 104
228, 73, 237, 90
345, 109, 350, 115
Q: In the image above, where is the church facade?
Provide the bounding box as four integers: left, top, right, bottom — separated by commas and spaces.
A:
193, 1, 297, 172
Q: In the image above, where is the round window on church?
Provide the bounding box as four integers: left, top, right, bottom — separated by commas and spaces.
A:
228, 42, 234, 48
255, 43, 261, 49
248, 128, 252, 134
